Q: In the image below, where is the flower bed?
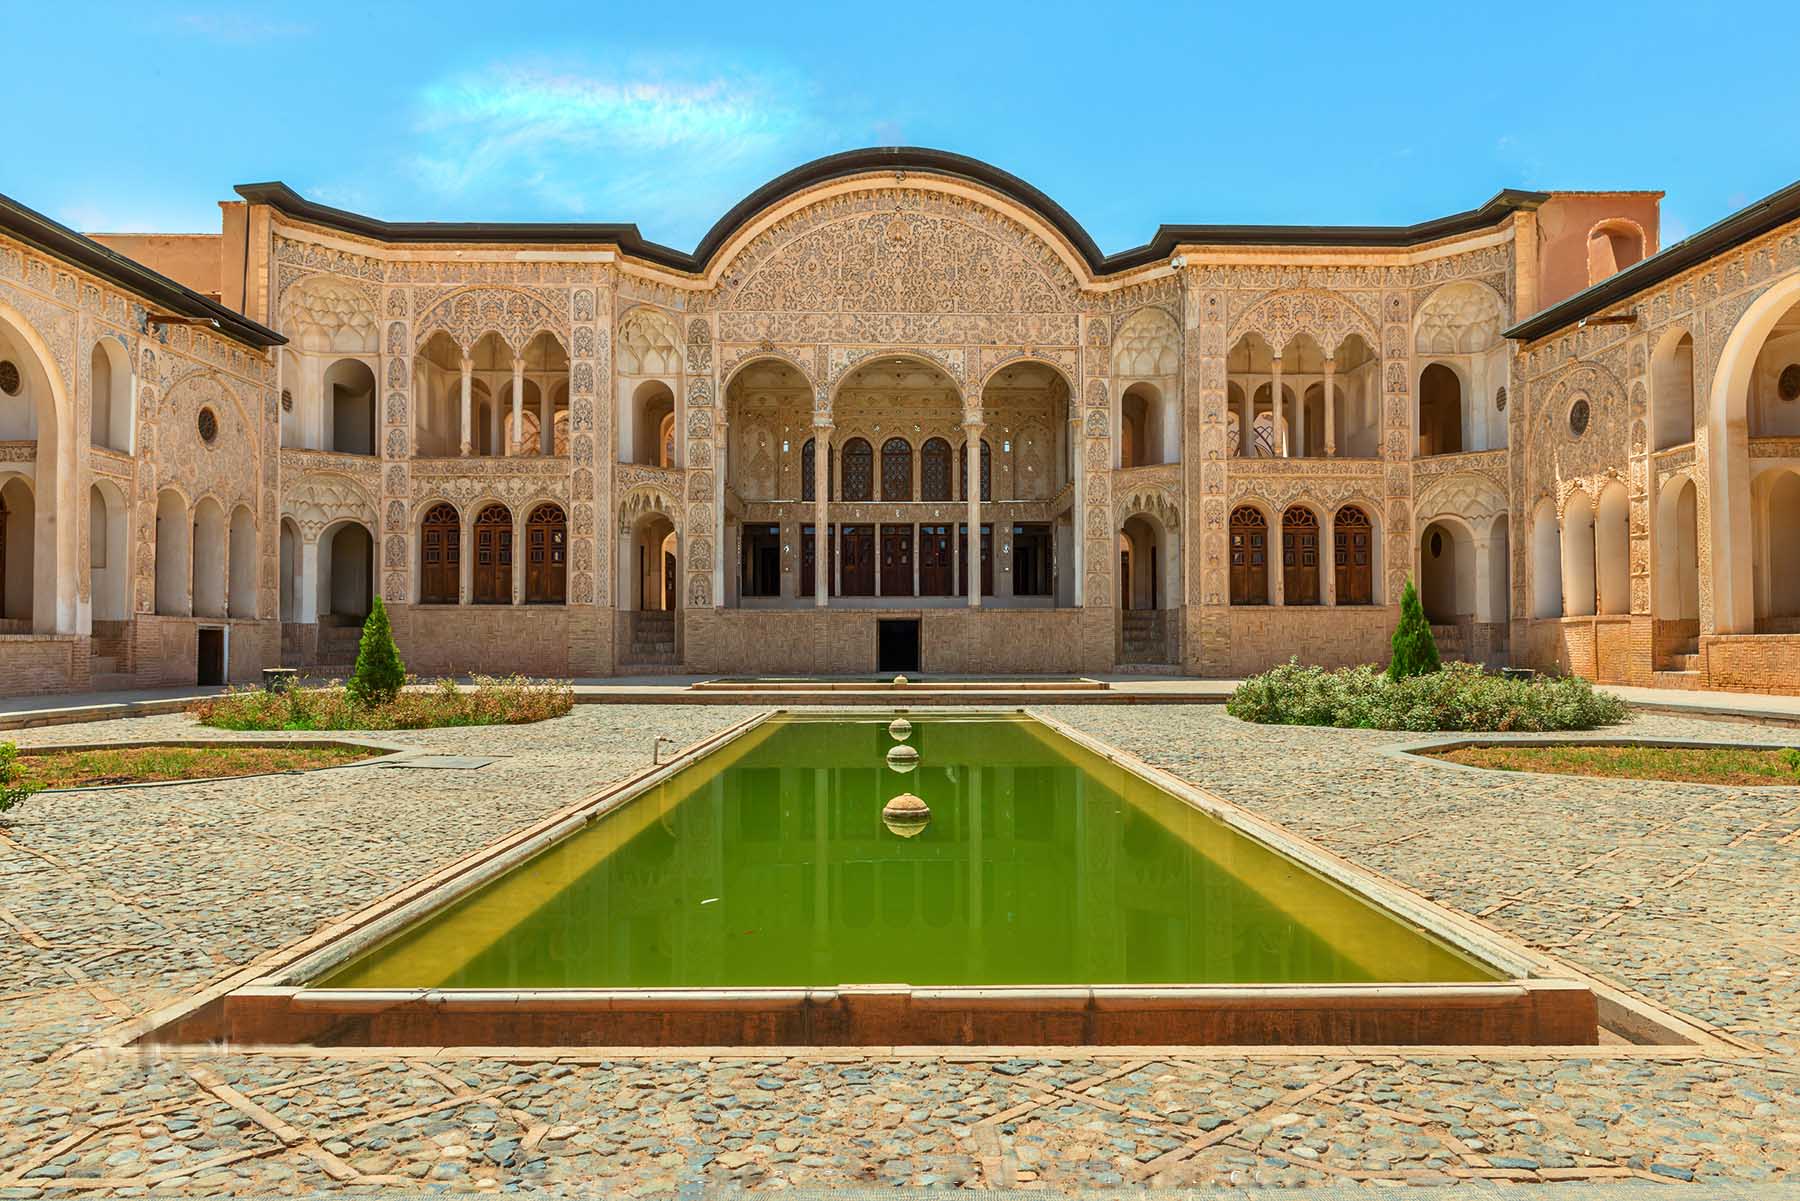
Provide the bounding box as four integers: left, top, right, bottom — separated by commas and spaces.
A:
192, 675, 574, 732
1226, 660, 1629, 732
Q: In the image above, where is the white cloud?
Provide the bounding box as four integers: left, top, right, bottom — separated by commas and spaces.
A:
171, 11, 311, 43
408, 57, 838, 238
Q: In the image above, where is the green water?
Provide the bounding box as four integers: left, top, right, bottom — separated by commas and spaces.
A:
322, 715, 1498, 989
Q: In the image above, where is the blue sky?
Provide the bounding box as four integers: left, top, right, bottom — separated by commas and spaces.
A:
10, 2, 1798, 253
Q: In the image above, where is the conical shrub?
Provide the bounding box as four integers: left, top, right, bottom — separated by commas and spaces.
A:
347, 595, 406, 706
1386, 578, 1442, 680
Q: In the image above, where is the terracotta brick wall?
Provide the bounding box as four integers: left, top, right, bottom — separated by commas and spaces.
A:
1700, 634, 1800, 695
386, 606, 575, 678
0, 636, 90, 697
1226, 606, 1396, 676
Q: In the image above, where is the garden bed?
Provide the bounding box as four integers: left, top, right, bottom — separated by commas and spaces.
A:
1420, 740, 1800, 786
1227, 661, 1629, 732
15, 742, 380, 790
190, 675, 574, 732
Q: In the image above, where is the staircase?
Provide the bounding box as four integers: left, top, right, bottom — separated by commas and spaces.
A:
1659, 634, 1702, 678
311, 616, 364, 677
89, 622, 134, 690
623, 611, 677, 667
1119, 610, 1168, 666
1430, 623, 1467, 664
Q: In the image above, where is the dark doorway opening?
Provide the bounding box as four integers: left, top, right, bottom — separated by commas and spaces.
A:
878, 619, 921, 674
197, 627, 226, 685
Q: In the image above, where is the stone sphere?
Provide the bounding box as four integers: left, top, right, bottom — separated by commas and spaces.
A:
885, 743, 919, 773
881, 791, 931, 838
892, 674, 909, 686
888, 717, 913, 741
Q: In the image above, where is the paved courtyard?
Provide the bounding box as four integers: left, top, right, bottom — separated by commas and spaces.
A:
1, 702, 1796, 1195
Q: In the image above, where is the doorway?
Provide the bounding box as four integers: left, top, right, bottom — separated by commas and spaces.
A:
878, 619, 921, 674
197, 626, 226, 685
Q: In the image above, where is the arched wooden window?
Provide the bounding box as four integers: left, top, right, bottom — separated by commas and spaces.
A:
1229, 506, 1268, 605
959, 439, 993, 501
801, 438, 815, 501
473, 504, 513, 604
920, 438, 952, 501
1282, 507, 1320, 605
1334, 505, 1373, 606
420, 503, 460, 604
841, 438, 873, 502
881, 437, 913, 501
525, 503, 567, 604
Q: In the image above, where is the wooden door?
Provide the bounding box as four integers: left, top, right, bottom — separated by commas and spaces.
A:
473, 507, 513, 604
840, 524, 875, 595
880, 524, 914, 597
420, 503, 460, 604
525, 504, 566, 604
1282, 509, 1320, 605
918, 524, 952, 596
1229, 507, 1268, 604
1334, 508, 1373, 605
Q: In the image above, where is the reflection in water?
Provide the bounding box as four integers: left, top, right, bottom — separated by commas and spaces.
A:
324, 716, 1497, 990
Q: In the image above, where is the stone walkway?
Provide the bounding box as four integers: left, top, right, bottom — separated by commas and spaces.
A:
0, 704, 1796, 1194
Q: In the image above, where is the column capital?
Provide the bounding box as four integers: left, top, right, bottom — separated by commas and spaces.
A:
1323, 356, 1336, 371
460, 352, 473, 369
962, 416, 985, 432
812, 417, 834, 431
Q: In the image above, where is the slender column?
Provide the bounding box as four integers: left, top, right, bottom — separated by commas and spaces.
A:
458, 353, 473, 457
712, 414, 727, 608
1323, 357, 1338, 457
964, 418, 983, 608
1240, 384, 1253, 456
539, 381, 554, 455
813, 419, 831, 608
510, 357, 524, 456
488, 385, 502, 457
1069, 415, 1084, 604
1271, 356, 1286, 456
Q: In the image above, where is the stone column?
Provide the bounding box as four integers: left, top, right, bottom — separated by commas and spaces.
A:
458, 353, 473, 457
1271, 356, 1286, 456
813, 419, 831, 608
1068, 414, 1084, 603
540, 381, 554, 455
964, 417, 983, 608
458, 519, 473, 603
1323, 357, 1338, 457
510, 357, 524, 456
488, 386, 502, 457
296, 539, 320, 624
1240, 384, 1254, 456
712, 413, 727, 608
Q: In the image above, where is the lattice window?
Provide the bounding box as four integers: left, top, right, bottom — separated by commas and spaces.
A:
959, 440, 993, 501
920, 437, 952, 501
881, 437, 912, 501
841, 438, 873, 502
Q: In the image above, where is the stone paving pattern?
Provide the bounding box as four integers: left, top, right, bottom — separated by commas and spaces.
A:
0, 704, 1796, 1194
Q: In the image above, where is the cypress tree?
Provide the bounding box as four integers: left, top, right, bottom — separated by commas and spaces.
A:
1386, 578, 1442, 680
347, 596, 406, 706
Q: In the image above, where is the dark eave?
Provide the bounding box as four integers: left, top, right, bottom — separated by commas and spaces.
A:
238, 147, 1548, 276
0, 191, 285, 351
1506, 176, 1800, 342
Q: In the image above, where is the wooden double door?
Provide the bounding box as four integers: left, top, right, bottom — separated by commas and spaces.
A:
879, 524, 913, 597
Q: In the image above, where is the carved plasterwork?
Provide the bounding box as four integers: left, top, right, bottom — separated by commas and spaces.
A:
1228, 288, 1377, 354
283, 471, 376, 541
1112, 307, 1180, 377
280, 275, 380, 354
413, 286, 568, 353
1414, 281, 1504, 355
617, 306, 681, 375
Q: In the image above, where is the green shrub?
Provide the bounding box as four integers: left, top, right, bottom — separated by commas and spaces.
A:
0, 741, 41, 817
346, 597, 406, 707
1227, 659, 1629, 732
191, 674, 574, 731
1386, 579, 1442, 680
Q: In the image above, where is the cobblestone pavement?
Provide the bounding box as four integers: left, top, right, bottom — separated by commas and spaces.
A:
0, 704, 1796, 1195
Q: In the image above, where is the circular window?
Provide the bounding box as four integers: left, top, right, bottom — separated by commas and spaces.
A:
1780, 363, 1800, 402
1494, 385, 1508, 412
0, 360, 19, 396
1568, 397, 1591, 438
280, 388, 293, 412
197, 407, 219, 444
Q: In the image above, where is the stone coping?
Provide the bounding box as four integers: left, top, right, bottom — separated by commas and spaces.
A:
11, 735, 413, 795
1388, 734, 1800, 790
117, 707, 1748, 1055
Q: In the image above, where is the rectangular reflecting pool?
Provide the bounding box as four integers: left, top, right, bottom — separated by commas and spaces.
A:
190, 713, 1599, 1047
326, 714, 1492, 990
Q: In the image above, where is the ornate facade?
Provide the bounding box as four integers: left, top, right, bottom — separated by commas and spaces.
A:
2, 150, 1797, 693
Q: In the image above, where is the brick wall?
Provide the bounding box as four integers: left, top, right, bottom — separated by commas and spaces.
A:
0, 636, 90, 697
386, 606, 575, 678
1226, 606, 1396, 676
1699, 634, 1800, 695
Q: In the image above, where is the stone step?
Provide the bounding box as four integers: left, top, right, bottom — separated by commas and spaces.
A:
1670, 652, 1701, 672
